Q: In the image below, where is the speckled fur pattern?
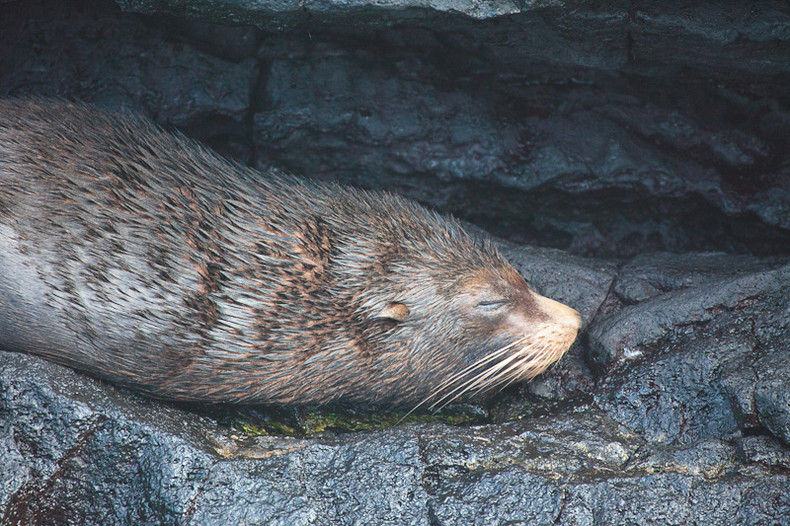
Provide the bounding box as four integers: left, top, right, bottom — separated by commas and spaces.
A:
0, 99, 580, 406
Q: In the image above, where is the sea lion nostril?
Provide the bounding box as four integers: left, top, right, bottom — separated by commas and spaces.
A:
532, 293, 582, 330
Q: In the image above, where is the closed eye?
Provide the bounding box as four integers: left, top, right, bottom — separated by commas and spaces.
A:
476, 299, 510, 311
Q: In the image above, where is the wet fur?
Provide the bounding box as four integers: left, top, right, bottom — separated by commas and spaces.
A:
0, 99, 578, 406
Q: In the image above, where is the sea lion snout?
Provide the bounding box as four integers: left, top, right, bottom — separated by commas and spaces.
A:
532, 293, 582, 333
490, 290, 580, 381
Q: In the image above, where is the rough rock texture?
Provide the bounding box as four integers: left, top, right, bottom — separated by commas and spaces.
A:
1, 0, 790, 524
2, 0, 789, 258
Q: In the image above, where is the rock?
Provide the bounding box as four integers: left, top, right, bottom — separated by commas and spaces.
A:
253, 53, 508, 186
0, 0, 259, 160
587, 260, 789, 370
0, 352, 217, 524
245, 11, 790, 257
113, 0, 614, 30
3, 0, 790, 258
595, 341, 742, 445
589, 256, 790, 448
0, 351, 433, 525
754, 361, 790, 448
736, 435, 790, 471
612, 252, 783, 304
5, 353, 789, 525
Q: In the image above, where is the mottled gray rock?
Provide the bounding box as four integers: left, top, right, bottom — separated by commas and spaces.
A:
3, 0, 790, 258
755, 360, 790, 448
630, 2, 790, 77
588, 256, 790, 452
162, 17, 262, 62
736, 435, 790, 471
0, 351, 433, 525
245, 13, 790, 257
253, 53, 508, 183
4, 351, 789, 525
587, 260, 789, 370
0, 352, 217, 525
113, 0, 616, 30
595, 340, 742, 446
612, 252, 784, 304
433, 468, 790, 526
0, 0, 259, 157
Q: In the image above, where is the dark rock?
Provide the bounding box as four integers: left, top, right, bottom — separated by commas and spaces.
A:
587, 260, 789, 371
432, 467, 790, 526
612, 252, 784, 304
6, 355, 788, 525
736, 435, 790, 471
0, 0, 259, 158
0, 352, 217, 525
155, 17, 262, 63
589, 257, 790, 448
246, 22, 790, 258
755, 362, 790, 448
0, 351, 434, 525
595, 341, 742, 445
3, 0, 790, 257
629, 2, 790, 78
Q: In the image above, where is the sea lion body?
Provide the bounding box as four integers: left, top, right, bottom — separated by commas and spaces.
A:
0, 99, 580, 407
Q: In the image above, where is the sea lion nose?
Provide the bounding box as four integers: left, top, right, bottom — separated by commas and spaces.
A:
533, 293, 582, 332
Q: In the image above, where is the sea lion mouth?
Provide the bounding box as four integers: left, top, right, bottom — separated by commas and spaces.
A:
511, 321, 581, 379
413, 292, 581, 411
510, 293, 581, 378
406, 294, 581, 413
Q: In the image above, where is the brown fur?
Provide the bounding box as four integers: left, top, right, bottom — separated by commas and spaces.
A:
0, 99, 580, 407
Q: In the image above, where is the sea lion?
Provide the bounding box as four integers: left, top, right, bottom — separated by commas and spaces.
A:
0, 99, 580, 407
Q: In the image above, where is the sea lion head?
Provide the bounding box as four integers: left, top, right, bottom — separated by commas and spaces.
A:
330, 193, 581, 408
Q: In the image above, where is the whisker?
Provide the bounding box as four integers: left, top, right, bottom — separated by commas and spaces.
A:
467, 350, 537, 397
425, 337, 530, 408
428, 350, 524, 412
422, 339, 523, 405
466, 340, 557, 399
498, 344, 553, 390
436, 337, 525, 390
397, 337, 527, 422
456, 341, 544, 397
398, 333, 572, 423
427, 339, 559, 413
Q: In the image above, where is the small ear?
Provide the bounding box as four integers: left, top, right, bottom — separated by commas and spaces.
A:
374, 302, 410, 322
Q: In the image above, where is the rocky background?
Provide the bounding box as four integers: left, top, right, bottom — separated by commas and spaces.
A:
1, 0, 789, 524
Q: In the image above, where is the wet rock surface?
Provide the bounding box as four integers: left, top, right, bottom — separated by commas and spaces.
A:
2, 0, 789, 259
1, 0, 790, 524
3, 331, 790, 525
